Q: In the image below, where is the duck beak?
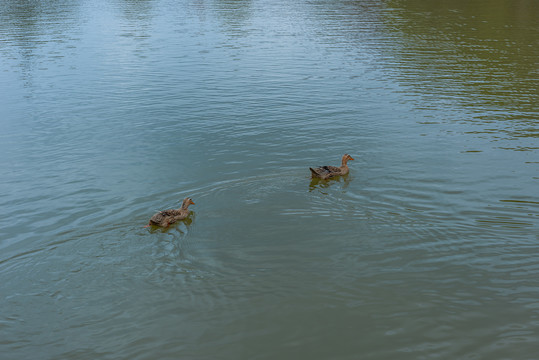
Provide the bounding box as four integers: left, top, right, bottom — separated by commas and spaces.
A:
190, 200, 195, 205
349, 156, 355, 161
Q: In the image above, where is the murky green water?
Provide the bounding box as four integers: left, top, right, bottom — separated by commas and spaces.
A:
1, 0, 538, 359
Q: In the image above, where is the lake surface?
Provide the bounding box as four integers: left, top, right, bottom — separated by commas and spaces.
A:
1, 0, 538, 359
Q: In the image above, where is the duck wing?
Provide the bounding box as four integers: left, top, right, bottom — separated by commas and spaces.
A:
162, 209, 182, 216
322, 165, 341, 173
310, 165, 344, 179
310, 166, 329, 178
149, 209, 177, 224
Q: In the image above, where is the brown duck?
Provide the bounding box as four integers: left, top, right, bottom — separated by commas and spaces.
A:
147, 197, 195, 227
310, 154, 355, 180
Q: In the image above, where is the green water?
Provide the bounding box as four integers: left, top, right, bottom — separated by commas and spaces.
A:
0, 0, 538, 359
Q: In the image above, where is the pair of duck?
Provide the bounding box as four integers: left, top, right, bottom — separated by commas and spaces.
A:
148, 154, 355, 227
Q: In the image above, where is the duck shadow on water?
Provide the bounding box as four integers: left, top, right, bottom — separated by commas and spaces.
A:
309, 174, 351, 192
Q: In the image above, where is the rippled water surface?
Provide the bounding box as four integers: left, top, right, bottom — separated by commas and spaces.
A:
1, 0, 538, 359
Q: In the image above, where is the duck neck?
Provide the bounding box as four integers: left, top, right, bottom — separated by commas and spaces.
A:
341, 157, 348, 168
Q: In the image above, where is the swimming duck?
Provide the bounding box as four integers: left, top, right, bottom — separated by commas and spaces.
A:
147, 197, 195, 227
310, 154, 355, 179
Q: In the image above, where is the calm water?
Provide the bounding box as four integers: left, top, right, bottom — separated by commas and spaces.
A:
1, 0, 538, 359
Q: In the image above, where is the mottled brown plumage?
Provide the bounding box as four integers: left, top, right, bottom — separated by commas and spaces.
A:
310, 154, 355, 180
148, 197, 195, 227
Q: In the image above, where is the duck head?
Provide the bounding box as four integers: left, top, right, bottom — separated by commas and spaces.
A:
342, 154, 355, 165
181, 197, 195, 209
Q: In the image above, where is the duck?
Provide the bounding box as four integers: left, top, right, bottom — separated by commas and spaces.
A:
309, 154, 355, 180
147, 197, 195, 227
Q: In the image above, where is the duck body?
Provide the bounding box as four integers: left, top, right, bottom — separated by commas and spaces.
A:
148, 197, 195, 227
310, 154, 354, 180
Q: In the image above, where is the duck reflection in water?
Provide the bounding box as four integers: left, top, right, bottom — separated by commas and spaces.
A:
309, 173, 351, 192
147, 215, 194, 233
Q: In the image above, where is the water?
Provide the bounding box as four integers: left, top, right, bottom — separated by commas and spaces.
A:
1, 0, 538, 359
